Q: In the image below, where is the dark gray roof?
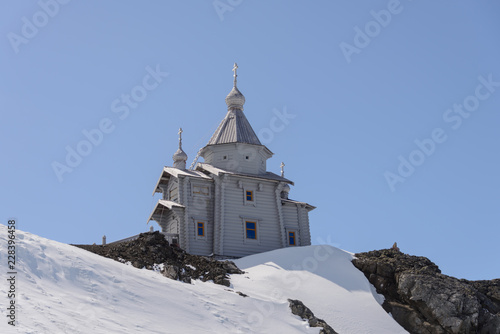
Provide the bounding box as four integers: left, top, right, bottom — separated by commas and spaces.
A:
197, 163, 294, 185
207, 109, 262, 146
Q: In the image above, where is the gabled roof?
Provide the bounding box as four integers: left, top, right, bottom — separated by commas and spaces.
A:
206, 109, 262, 146
147, 199, 185, 223
152, 166, 212, 196
196, 163, 293, 185
281, 198, 316, 212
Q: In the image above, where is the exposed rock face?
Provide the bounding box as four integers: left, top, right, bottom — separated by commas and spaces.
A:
288, 299, 338, 334
352, 249, 500, 334
74, 231, 243, 286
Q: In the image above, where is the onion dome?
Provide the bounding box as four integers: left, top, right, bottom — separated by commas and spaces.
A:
225, 63, 245, 110
173, 128, 188, 169
281, 183, 290, 199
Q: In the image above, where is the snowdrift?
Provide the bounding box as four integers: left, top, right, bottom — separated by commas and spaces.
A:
0, 225, 407, 333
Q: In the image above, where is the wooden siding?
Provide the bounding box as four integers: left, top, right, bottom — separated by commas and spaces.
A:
282, 203, 301, 245
213, 175, 222, 255
221, 176, 282, 257
185, 177, 214, 256
152, 207, 182, 241
178, 176, 189, 252
298, 205, 311, 246
166, 179, 179, 202
282, 204, 299, 230
201, 143, 269, 175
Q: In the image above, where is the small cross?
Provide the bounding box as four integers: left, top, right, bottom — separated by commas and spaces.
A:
178, 128, 183, 148
232, 62, 238, 87
280, 162, 285, 177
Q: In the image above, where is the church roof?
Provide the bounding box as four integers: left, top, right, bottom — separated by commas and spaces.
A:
147, 199, 185, 223
196, 163, 293, 185
152, 166, 212, 196
206, 62, 262, 147
281, 198, 316, 211
206, 108, 262, 146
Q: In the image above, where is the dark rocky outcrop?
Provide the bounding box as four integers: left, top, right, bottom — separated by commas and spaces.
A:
352, 249, 500, 334
288, 299, 338, 334
74, 231, 243, 286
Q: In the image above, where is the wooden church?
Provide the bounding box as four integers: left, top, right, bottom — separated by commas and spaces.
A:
147, 64, 315, 257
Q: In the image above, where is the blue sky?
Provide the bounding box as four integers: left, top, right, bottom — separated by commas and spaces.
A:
1, 1, 499, 280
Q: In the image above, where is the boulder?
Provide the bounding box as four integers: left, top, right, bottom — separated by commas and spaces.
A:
288, 299, 338, 334
352, 249, 500, 334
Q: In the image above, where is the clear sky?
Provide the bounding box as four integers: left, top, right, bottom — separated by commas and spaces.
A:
1, 1, 499, 280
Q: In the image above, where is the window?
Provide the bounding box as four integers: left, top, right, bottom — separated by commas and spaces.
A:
193, 185, 209, 196
243, 187, 257, 206
241, 217, 261, 244
197, 222, 205, 237
246, 190, 253, 202
245, 221, 257, 240
193, 219, 208, 240
288, 231, 296, 246
169, 187, 178, 202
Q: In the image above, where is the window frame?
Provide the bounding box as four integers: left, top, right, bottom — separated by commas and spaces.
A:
241, 217, 261, 244
245, 221, 257, 240
286, 229, 299, 246
245, 190, 254, 202
191, 182, 211, 197
197, 222, 205, 237
243, 187, 257, 206
193, 218, 208, 241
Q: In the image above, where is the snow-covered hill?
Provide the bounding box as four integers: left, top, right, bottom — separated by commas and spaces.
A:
0, 225, 407, 333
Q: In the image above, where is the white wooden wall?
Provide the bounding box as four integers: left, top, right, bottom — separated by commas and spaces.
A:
219, 176, 282, 257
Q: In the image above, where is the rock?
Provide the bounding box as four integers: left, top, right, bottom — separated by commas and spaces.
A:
73, 231, 243, 287
162, 265, 179, 280
214, 275, 231, 287
236, 291, 248, 297
132, 260, 145, 269
222, 261, 244, 274
352, 249, 500, 334
288, 299, 338, 334
392, 242, 400, 252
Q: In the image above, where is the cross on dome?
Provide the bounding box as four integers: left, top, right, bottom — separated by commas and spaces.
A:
178, 127, 183, 149
232, 63, 238, 87
225, 63, 245, 110
173, 127, 188, 169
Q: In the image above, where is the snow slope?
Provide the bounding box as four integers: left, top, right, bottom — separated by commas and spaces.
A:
0, 225, 407, 333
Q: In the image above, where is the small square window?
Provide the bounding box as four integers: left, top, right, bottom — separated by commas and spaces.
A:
246, 221, 257, 240
223, 155, 228, 160
245, 156, 249, 160
197, 222, 205, 237
246, 190, 253, 202
193, 185, 209, 196
288, 231, 296, 246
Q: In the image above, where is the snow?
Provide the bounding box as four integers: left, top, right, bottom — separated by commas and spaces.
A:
0, 225, 407, 333
233, 246, 407, 334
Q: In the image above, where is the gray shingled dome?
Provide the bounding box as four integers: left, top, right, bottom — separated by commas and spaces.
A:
225, 86, 246, 110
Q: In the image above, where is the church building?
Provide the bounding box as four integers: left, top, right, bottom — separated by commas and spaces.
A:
148, 64, 315, 257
